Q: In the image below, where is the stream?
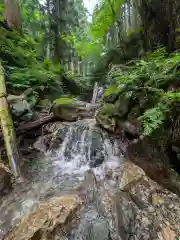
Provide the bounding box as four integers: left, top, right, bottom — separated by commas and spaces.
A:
0, 118, 125, 239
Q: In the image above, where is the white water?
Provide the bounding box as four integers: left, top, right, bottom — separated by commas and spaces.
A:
51, 119, 123, 179
91, 82, 104, 103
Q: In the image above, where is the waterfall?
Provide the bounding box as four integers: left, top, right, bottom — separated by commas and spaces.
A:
91, 82, 104, 103
91, 82, 98, 103
53, 119, 122, 177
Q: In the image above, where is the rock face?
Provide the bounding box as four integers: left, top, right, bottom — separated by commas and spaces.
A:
5, 195, 82, 240
0, 163, 13, 197
94, 162, 180, 240
33, 134, 54, 152
52, 98, 97, 121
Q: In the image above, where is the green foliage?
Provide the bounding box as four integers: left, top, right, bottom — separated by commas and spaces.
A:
139, 102, 170, 136
63, 0, 125, 59
104, 48, 180, 135
0, 26, 62, 93
0, 3, 4, 20
99, 103, 117, 118
104, 84, 121, 97
63, 32, 102, 59
20, 0, 47, 39
91, 0, 124, 39
8, 62, 60, 89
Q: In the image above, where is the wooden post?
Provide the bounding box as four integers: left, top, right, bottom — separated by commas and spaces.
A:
0, 62, 21, 177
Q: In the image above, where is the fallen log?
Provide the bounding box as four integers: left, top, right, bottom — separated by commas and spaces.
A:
0, 112, 55, 140
16, 112, 55, 134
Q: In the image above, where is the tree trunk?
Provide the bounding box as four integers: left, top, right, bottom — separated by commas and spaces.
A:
4, 0, 21, 31
0, 62, 21, 177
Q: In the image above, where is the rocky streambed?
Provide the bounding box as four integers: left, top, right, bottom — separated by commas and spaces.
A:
0, 98, 180, 239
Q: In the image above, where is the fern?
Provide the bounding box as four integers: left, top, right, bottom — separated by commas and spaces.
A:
103, 48, 180, 136
139, 103, 170, 136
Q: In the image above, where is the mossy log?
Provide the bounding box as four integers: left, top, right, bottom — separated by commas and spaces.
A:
0, 62, 21, 177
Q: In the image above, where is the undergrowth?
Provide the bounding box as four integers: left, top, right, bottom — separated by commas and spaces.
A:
104, 48, 180, 135
0, 26, 91, 102
0, 26, 62, 94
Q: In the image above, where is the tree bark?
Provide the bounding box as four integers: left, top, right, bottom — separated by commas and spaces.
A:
0, 62, 21, 177
4, 0, 21, 31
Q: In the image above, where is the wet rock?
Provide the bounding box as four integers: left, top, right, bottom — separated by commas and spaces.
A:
52, 98, 97, 121
5, 195, 82, 240
0, 163, 13, 197
95, 162, 180, 240
33, 121, 73, 152
9, 95, 33, 122
43, 121, 71, 134
89, 149, 105, 168
125, 137, 180, 196
71, 205, 110, 240
116, 119, 142, 138
33, 134, 54, 152
72, 170, 112, 240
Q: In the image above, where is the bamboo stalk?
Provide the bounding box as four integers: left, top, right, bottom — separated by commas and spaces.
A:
0, 62, 21, 177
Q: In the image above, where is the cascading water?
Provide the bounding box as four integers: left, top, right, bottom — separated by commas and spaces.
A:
53, 119, 122, 176
91, 82, 104, 104
0, 118, 124, 239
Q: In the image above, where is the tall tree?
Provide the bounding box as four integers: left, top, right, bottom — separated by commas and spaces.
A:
4, 0, 21, 31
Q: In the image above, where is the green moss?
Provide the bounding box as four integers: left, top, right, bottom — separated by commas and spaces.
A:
54, 97, 74, 105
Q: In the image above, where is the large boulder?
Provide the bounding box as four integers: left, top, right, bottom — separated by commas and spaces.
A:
5, 195, 82, 240
95, 162, 180, 240
52, 98, 97, 121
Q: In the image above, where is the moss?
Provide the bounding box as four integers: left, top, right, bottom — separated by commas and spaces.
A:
54, 97, 74, 105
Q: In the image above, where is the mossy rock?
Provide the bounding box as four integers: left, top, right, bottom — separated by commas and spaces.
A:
95, 103, 117, 132
52, 98, 95, 121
